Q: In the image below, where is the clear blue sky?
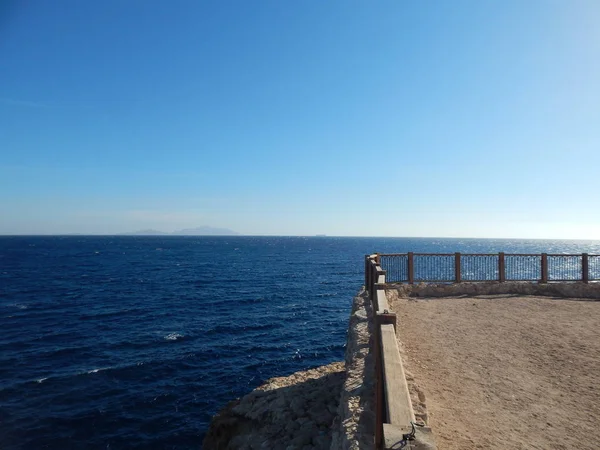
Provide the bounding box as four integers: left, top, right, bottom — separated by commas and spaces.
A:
1, 1, 599, 238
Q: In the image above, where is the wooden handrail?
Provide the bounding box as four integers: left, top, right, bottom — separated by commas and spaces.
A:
366, 251, 596, 448
366, 254, 417, 449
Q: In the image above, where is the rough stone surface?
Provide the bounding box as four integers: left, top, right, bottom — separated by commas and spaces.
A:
202, 362, 344, 449
203, 290, 376, 450
388, 280, 600, 299
329, 288, 375, 450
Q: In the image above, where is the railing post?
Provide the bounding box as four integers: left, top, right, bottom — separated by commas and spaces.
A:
407, 252, 414, 284
366, 258, 371, 293
455, 252, 461, 283
370, 263, 376, 301
498, 252, 505, 282
582, 253, 589, 283
364, 255, 369, 287
541, 253, 548, 283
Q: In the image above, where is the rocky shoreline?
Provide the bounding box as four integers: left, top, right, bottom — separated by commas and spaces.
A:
203, 289, 375, 450
202, 362, 344, 449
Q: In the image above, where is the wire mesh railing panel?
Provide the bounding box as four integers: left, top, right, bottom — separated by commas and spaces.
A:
589, 255, 600, 281
461, 254, 499, 281
548, 255, 582, 281
379, 255, 408, 282
374, 253, 599, 284
414, 254, 454, 282
505, 255, 541, 281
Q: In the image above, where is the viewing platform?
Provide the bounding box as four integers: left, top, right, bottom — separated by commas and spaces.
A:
204, 252, 600, 449
365, 252, 600, 449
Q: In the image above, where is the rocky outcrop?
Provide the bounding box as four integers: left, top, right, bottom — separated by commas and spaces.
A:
203, 290, 377, 450
202, 362, 345, 450
330, 289, 375, 449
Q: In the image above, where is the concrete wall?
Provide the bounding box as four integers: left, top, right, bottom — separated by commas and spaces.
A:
388, 281, 600, 299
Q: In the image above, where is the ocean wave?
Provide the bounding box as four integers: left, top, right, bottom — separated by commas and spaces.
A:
78, 308, 144, 320
203, 322, 281, 337
315, 292, 339, 298
87, 367, 111, 374
5, 303, 28, 309
164, 333, 184, 341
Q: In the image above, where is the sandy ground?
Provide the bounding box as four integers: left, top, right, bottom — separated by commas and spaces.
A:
387, 291, 600, 450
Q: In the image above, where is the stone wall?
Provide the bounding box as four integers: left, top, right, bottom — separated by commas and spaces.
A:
388, 281, 600, 299
330, 288, 375, 449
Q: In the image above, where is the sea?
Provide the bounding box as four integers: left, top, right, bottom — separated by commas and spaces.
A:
1, 236, 599, 449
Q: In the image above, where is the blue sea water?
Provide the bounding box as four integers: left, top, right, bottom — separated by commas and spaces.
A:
1, 236, 599, 449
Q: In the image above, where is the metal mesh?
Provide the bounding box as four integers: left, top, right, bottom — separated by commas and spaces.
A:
379, 255, 408, 282
461, 255, 499, 281
377, 253, 600, 283
414, 254, 454, 282
505, 255, 541, 281
548, 255, 582, 281
589, 255, 600, 281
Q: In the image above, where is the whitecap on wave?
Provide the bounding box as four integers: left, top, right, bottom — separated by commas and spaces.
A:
164, 333, 184, 341
7, 303, 28, 309
87, 367, 110, 374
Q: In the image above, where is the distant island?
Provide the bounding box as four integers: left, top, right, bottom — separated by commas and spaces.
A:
121, 226, 240, 236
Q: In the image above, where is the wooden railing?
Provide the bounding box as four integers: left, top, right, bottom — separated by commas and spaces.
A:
364, 251, 599, 448
378, 252, 600, 284
365, 254, 429, 449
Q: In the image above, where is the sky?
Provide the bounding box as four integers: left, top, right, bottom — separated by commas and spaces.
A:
1, 1, 599, 238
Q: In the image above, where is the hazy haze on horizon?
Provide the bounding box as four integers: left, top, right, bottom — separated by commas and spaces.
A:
1, 1, 599, 239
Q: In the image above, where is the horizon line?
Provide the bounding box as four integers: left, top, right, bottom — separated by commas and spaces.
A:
1, 234, 599, 242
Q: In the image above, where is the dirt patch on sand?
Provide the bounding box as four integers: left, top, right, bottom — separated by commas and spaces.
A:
387, 291, 600, 450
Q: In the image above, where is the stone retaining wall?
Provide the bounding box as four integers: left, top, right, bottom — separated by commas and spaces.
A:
330, 288, 375, 449
388, 281, 600, 299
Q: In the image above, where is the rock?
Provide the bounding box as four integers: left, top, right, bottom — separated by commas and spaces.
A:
313, 410, 334, 426
330, 289, 376, 449
290, 397, 305, 416
201, 289, 381, 450
295, 417, 310, 427
313, 434, 332, 448
290, 432, 312, 448
202, 361, 344, 449
285, 419, 300, 435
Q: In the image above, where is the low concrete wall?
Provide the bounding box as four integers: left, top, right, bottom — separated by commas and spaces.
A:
366, 255, 437, 450
387, 281, 600, 299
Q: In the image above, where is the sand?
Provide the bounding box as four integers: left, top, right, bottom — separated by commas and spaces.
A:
387, 291, 600, 450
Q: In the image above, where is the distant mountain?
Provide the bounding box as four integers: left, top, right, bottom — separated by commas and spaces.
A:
174, 226, 239, 236
121, 226, 239, 236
